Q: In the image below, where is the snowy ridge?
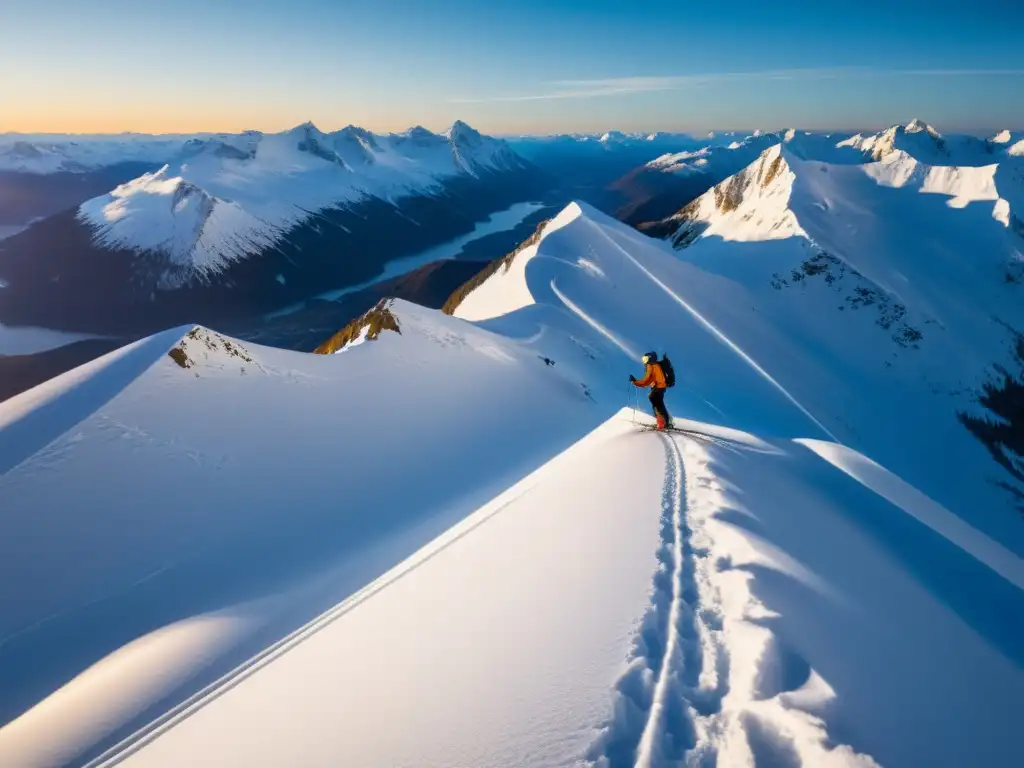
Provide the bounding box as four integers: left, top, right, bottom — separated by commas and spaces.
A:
3, 201, 1024, 764
73, 121, 530, 285
459, 194, 1024, 532
449, 205, 580, 322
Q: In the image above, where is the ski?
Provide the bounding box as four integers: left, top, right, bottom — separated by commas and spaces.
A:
636, 424, 734, 449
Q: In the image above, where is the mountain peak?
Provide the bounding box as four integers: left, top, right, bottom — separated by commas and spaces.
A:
903, 118, 939, 137
338, 124, 373, 139
287, 122, 346, 166
445, 120, 484, 145
446, 119, 479, 135
336, 125, 381, 151
404, 125, 437, 138
289, 120, 322, 136
662, 144, 802, 248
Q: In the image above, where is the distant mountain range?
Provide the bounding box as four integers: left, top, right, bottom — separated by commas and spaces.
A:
612, 121, 1024, 227
0, 121, 548, 335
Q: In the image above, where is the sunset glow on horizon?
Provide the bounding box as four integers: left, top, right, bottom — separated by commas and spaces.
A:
3, 0, 1023, 136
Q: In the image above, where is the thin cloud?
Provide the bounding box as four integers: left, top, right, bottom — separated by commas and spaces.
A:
901, 68, 1024, 76
449, 67, 1024, 104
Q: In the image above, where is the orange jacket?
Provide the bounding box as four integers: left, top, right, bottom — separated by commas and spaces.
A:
634, 362, 667, 390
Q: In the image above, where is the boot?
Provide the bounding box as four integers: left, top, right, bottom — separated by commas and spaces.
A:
656, 414, 666, 431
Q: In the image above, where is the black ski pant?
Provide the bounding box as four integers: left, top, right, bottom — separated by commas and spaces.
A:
649, 387, 671, 426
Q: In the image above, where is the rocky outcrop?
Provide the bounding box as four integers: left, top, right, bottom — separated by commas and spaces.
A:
314, 298, 402, 355
959, 329, 1024, 514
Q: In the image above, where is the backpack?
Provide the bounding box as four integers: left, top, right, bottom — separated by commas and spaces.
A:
660, 354, 676, 388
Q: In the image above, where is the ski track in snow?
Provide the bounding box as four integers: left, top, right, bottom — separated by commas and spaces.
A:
591, 428, 882, 768
634, 434, 698, 767
590, 433, 727, 767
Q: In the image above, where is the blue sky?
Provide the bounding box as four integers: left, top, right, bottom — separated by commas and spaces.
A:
3, 0, 1023, 134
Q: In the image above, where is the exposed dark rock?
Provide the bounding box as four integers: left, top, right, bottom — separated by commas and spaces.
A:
771, 251, 923, 348
166, 327, 256, 372
314, 299, 401, 355
167, 346, 190, 369
959, 328, 1024, 513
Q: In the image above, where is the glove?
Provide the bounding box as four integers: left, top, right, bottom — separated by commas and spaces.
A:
629, 374, 636, 382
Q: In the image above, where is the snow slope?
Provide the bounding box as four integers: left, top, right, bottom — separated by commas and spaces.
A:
75, 121, 531, 284
660, 139, 1024, 509
0, 308, 603, 767
2, 197, 1023, 767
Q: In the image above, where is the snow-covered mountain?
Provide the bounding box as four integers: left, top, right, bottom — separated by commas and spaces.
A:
74, 120, 527, 278
649, 136, 1024, 503
2, 194, 1022, 767
609, 120, 1024, 228
0, 121, 546, 336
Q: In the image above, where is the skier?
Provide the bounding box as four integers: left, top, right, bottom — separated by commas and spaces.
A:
630, 351, 674, 430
